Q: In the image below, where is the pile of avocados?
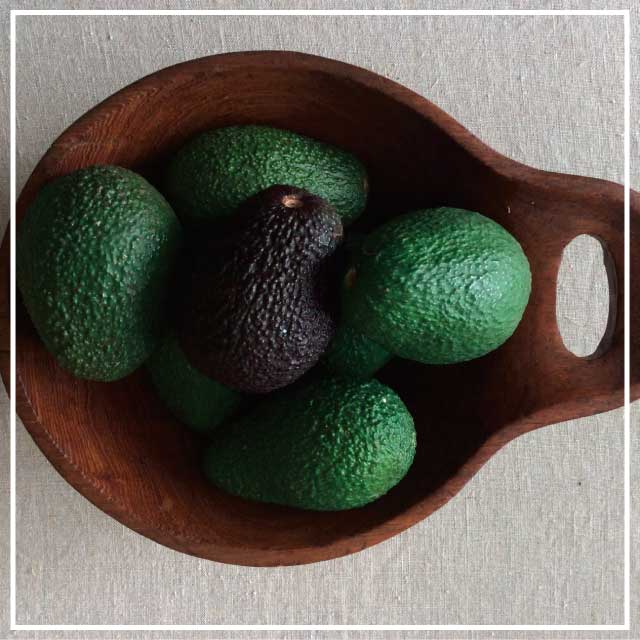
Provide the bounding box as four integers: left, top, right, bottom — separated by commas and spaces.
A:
17, 124, 531, 512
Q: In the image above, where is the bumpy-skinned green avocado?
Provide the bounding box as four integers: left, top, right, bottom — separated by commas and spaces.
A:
147, 334, 243, 433
166, 125, 368, 225
179, 185, 343, 393
321, 323, 391, 379
203, 376, 416, 510
17, 165, 182, 381
320, 231, 391, 379
343, 207, 531, 364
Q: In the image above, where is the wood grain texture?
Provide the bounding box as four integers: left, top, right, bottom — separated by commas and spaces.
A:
3, 51, 638, 566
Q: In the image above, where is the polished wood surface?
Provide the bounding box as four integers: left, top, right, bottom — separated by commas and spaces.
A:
3, 51, 638, 566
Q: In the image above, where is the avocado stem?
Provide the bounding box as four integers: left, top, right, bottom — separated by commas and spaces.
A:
345, 267, 357, 289
281, 195, 304, 209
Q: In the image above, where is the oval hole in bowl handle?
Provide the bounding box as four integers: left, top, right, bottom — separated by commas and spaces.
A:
556, 234, 617, 359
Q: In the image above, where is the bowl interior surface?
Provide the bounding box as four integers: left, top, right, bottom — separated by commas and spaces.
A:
15, 52, 629, 565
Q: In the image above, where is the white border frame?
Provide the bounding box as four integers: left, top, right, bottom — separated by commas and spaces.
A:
8, 8, 631, 633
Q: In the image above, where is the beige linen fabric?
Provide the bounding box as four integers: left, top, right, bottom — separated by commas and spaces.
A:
1, 1, 639, 638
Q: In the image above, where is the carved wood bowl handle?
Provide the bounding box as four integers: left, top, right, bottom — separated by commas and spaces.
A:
473, 170, 640, 435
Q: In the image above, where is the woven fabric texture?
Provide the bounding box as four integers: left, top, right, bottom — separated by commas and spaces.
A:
1, 2, 638, 638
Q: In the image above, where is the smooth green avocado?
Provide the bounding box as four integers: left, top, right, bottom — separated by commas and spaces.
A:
203, 377, 416, 510
321, 323, 391, 379
147, 334, 243, 433
17, 165, 182, 381
166, 125, 368, 225
343, 207, 531, 364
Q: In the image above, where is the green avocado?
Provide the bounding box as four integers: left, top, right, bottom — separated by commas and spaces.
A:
320, 231, 391, 379
203, 376, 416, 511
147, 333, 243, 433
343, 207, 531, 364
17, 165, 182, 381
166, 125, 368, 225
321, 323, 391, 379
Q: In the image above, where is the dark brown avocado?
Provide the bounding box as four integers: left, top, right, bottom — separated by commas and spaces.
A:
179, 185, 343, 393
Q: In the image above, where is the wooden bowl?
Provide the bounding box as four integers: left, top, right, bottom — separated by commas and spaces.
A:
5, 51, 639, 566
